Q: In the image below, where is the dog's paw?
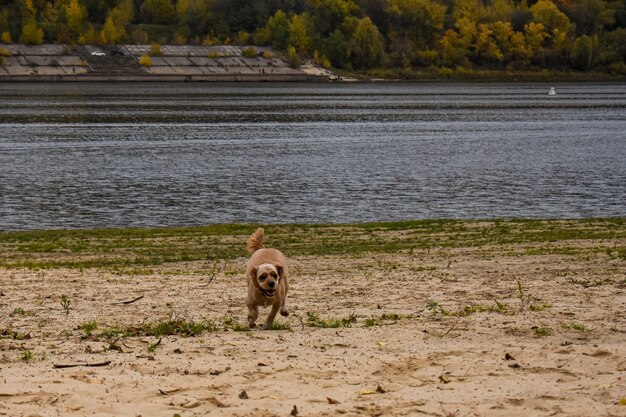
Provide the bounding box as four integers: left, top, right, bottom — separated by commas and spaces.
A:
280, 308, 289, 317
248, 322, 256, 329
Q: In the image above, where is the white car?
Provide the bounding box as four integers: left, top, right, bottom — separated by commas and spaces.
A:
91, 51, 105, 56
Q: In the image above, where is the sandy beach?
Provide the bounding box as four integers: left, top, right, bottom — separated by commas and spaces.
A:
1, 220, 625, 416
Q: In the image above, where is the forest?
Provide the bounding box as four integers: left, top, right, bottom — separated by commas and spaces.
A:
1, 0, 625, 74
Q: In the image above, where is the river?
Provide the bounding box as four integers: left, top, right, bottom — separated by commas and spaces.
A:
1, 82, 625, 231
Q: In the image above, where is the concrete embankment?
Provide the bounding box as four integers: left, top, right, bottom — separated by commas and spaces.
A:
0, 44, 332, 82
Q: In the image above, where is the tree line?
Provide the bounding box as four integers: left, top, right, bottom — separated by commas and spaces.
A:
1, 0, 625, 74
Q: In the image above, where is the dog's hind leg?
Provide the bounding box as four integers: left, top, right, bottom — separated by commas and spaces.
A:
247, 303, 259, 328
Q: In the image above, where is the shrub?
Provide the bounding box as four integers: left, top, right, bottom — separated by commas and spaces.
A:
286, 45, 300, 68
208, 51, 222, 58
0, 47, 10, 57
139, 55, 153, 66
242, 47, 257, 58
149, 42, 162, 56
262, 50, 274, 59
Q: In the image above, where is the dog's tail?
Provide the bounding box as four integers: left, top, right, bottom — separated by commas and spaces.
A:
246, 227, 265, 254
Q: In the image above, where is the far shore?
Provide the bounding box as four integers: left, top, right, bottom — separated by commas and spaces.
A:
1, 43, 624, 83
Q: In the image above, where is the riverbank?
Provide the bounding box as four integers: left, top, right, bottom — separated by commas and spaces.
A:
1, 219, 625, 416
2, 44, 625, 82
0, 44, 331, 82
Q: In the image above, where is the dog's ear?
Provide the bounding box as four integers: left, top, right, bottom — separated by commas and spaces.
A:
275, 264, 284, 280
249, 266, 259, 284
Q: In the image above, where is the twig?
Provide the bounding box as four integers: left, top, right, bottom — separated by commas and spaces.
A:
112, 295, 144, 305
53, 360, 111, 369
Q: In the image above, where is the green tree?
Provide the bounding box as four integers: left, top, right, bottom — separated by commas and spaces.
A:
386, 0, 447, 64
570, 34, 593, 69
141, 0, 176, 25
257, 9, 290, 50
310, 0, 361, 37
350, 16, 384, 68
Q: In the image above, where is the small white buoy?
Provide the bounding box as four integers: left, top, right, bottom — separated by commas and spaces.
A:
548, 87, 556, 96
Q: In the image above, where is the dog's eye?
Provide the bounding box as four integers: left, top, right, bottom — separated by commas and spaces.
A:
259, 274, 267, 280
270, 272, 277, 278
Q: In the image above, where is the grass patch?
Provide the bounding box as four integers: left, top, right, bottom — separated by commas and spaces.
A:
306, 312, 357, 328
20, 350, 33, 362
79, 321, 98, 337
141, 319, 217, 337
532, 326, 553, 337
222, 315, 249, 332
268, 320, 292, 331
1, 328, 31, 340
426, 300, 514, 317
561, 322, 588, 332
364, 312, 413, 327
0, 219, 623, 270
10, 307, 35, 317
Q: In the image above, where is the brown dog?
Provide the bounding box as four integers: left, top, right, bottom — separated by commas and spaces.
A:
245, 228, 289, 329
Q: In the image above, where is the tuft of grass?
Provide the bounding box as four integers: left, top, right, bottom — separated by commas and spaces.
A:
141, 319, 216, 337
364, 312, 412, 327
569, 278, 613, 288
222, 316, 248, 332
306, 312, 357, 328
10, 307, 35, 317
516, 280, 551, 312
79, 320, 97, 337
1, 328, 31, 340
561, 322, 588, 332
268, 320, 292, 331
532, 326, 553, 337
60, 295, 71, 315
426, 300, 514, 317
20, 350, 33, 362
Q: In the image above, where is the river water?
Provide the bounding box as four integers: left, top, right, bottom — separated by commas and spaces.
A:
0, 82, 625, 231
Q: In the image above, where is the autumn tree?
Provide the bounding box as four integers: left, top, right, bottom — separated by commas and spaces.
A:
20, 20, 44, 44
100, 0, 134, 44
386, 0, 446, 65
66, 0, 87, 41
288, 12, 312, 56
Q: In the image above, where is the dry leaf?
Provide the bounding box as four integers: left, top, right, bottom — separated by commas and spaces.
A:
239, 390, 249, 399
376, 384, 386, 393
291, 405, 299, 416
327, 397, 340, 404
618, 398, 626, 406
438, 375, 451, 384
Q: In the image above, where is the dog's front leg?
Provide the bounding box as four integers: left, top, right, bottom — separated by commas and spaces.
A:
263, 303, 281, 330
247, 302, 259, 328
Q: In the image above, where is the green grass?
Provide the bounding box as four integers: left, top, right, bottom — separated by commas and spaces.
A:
0, 219, 623, 270
306, 312, 357, 328
426, 300, 514, 317
532, 326, 553, 337
561, 322, 588, 332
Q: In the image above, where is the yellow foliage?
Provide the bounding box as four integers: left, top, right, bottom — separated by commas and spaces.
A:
1, 31, 12, 44
138, 55, 152, 66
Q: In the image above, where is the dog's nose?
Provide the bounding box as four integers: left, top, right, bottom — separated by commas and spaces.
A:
268, 281, 275, 288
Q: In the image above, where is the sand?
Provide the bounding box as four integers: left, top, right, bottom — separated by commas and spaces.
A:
1, 238, 625, 416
